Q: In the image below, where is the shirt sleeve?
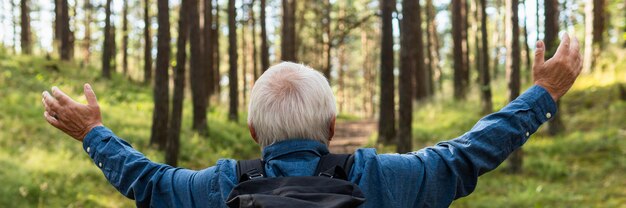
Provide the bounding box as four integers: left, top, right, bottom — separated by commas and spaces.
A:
379, 85, 557, 207
82, 127, 216, 207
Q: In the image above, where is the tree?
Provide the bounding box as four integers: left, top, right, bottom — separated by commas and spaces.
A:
122, 0, 129, 75
378, 0, 395, 145
190, 0, 209, 133
19, 0, 30, 54
228, 0, 238, 121
212, 1, 221, 95
425, 0, 441, 91
478, 0, 492, 114
281, 0, 296, 61
58, 0, 73, 60
414, 0, 429, 100
144, 0, 153, 84
150, 0, 171, 149
83, 0, 93, 63
101, 0, 113, 78
544, 0, 564, 135
398, 0, 417, 153
451, 0, 469, 100
250, 0, 259, 80
505, 0, 522, 173
260, 0, 270, 72
583, 0, 606, 73
203, 0, 214, 96
167, 0, 190, 167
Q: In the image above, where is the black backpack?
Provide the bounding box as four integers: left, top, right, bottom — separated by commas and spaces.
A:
225, 154, 366, 208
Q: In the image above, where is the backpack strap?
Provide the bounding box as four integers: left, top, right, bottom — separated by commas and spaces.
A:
314, 154, 354, 181
236, 159, 266, 183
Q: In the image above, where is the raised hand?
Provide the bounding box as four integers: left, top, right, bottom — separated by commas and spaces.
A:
533, 33, 584, 101
42, 83, 103, 141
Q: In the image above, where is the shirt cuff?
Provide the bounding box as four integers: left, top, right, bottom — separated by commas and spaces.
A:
517, 85, 558, 124
83, 126, 113, 158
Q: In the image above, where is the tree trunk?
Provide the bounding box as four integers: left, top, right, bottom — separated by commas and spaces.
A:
281, 0, 296, 61
260, 0, 270, 72
583, 0, 606, 73
378, 0, 396, 145
426, 0, 442, 92
506, 0, 522, 174
242, 9, 248, 109
20, 0, 30, 54
413, 0, 428, 100
228, 0, 238, 121
452, 0, 469, 100
122, 0, 129, 75
204, 0, 214, 94
544, 0, 564, 135
478, 0, 493, 115
59, 0, 72, 60
150, 0, 171, 149
190, 0, 208, 133
212, 1, 221, 95
144, 0, 153, 84
83, 0, 92, 64
398, 0, 418, 153
322, 0, 332, 81
167, 0, 190, 167
102, 0, 113, 78
250, 0, 259, 81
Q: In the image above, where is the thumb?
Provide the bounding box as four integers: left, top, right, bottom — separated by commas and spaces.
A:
534, 41, 545, 67
84, 83, 99, 106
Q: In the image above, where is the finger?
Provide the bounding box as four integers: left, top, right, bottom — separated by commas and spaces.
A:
534, 41, 545, 67
555, 33, 571, 56
569, 36, 580, 55
43, 91, 62, 111
84, 83, 99, 106
44, 111, 60, 127
51, 86, 76, 104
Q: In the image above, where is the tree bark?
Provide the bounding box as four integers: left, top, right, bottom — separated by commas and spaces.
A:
544, 0, 564, 135
102, 0, 113, 78
260, 0, 270, 72
414, 0, 429, 100
426, 0, 442, 92
204, 0, 215, 94
122, 0, 129, 75
212, 1, 221, 95
452, 0, 469, 100
59, 0, 72, 60
190, 0, 208, 133
228, 0, 238, 121
83, 0, 92, 64
20, 0, 30, 54
478, 0, 493, 115
144, 0, 153, 84
150, 0, 171, 149
378, 0, 396, 145
167, 0, 190, 167
505, 0, 522, 173
281, 0, 296, 61
583, 0, 606, 73
398, 0, 417, 153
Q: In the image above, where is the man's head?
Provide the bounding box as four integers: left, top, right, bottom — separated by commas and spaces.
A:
248, 62, 337, 147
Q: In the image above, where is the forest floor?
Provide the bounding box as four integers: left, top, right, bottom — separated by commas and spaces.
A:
0, 47, 625, 207
329, 120, 377, 154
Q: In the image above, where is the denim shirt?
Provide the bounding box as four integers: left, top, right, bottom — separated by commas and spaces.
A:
82, 85, 557, 207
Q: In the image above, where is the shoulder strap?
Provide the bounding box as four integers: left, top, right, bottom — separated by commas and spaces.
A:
314, 154, 354, 180
236, 159, 266, 183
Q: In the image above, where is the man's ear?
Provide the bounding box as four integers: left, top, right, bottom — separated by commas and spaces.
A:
249, 123, 259, 144
328, 116, 336, 142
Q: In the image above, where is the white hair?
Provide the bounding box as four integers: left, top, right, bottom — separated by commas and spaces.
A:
248, 62, 337, 147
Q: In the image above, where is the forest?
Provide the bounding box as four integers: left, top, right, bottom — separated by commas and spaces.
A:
0, 0, 624, 206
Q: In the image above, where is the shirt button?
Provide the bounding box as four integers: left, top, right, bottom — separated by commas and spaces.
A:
87, 147, 90, 153
526, 132, 530, 137
546, 112, 552, 119
99, 162, 103, 168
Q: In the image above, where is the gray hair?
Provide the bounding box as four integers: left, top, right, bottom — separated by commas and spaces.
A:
248, 62, 337, 147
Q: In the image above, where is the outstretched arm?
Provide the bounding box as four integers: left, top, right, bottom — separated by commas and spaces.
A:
42, 84, 216, 207
380, 34, 583, 206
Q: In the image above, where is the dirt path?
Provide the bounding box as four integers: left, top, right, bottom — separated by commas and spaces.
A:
329, 120, 377, 154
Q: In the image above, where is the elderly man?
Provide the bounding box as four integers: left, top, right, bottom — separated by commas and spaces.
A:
42, 34, 582, 207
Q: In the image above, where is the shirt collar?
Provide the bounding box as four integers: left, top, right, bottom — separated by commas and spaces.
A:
261, 139, 330, 162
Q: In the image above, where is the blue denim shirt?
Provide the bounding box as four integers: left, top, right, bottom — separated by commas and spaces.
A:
82, 85, 557, 207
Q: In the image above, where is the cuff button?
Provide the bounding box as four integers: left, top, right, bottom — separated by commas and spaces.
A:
98, 162, 103, 168
526, 132, 530, 137
546, 112, 552, 119
86, 147, 90, 153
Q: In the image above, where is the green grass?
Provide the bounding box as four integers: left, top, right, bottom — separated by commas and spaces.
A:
0, 50, 259, 207
0, 46, 624, 207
